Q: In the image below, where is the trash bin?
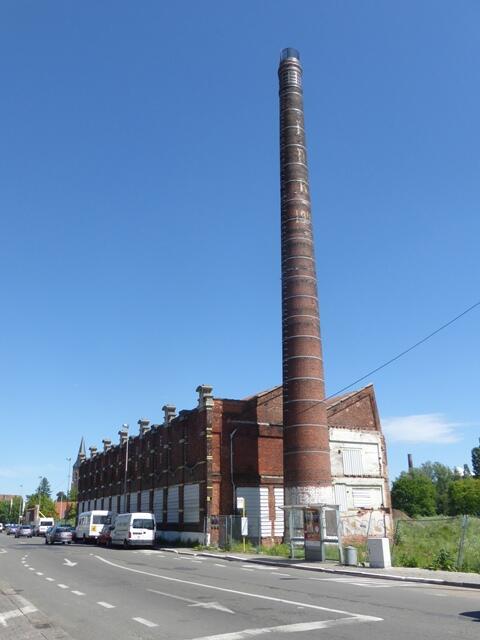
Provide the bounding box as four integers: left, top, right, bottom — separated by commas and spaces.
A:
344, 546, 358, 566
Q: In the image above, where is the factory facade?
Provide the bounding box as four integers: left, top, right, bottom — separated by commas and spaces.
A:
77, 49, 391, 544
77, 383, 390, 544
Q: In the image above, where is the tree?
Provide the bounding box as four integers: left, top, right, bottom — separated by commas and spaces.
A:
472, 439, 480, 478
391, 470, 437, 517
0, 498, 22, 524
463, 464, 471, 478
25, 493, 57, 518
36, 477, 52, 498
419, 461, 454, 514
56, 491, 67, 502
448, 478, 480, 515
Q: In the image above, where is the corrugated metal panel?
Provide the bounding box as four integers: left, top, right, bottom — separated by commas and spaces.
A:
119, 495, 125, 513
260, 487, 271, 538
273, 488, 284, 537
153, 489, 163, 523
167, 485, 179, 523
184, 484, 200, 523
141, 490, 150, 512
352, 487, 382, 508
342, 449, 363, 475
334, 484, 348, 512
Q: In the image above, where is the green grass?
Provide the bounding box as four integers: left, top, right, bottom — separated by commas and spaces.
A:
392, 516, 480, 572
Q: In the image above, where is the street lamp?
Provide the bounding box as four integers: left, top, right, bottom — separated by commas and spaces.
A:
118, 424, 129, 512
19, 484, 23, 523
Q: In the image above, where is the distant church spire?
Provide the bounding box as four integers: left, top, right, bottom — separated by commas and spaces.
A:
71, 436, 86, 491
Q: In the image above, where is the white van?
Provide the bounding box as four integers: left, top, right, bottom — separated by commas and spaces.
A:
111, 512, 155, 548
76, 511, 112, 542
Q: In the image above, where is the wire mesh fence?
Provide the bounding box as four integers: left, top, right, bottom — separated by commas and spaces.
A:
208, 515, 262, 549
393, 516, 480, 572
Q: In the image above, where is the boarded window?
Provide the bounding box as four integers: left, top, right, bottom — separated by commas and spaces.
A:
273, 488, 284, 537
236, 487, 271, 539
352, 487, 383, 509
334, 484, 348, 512
184, 484, 200, 523
167, 485, 179, 523
153, 489, 164, 524
140, 490, 150, 512
342, 449, 363, 475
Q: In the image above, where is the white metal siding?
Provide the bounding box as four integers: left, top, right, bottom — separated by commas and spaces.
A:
167, 485, 179, 523
141, 490, 150, 512
153, 489, 164, 523
342, 449, 363, 475
260, 487, 271, 537
119, 494, 125, 513
334, 484, 348, 512
237, 487, 271, 539
273, 488, 284, 537
184, 484, 200, 523
110, 497, 117, 515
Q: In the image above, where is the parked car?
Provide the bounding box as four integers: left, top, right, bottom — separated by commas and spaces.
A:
6, 524, 19, 536
45, 524, 73, 545
15, 525, 33, 538
0, 523, 4, 532
96, 524, 115, 546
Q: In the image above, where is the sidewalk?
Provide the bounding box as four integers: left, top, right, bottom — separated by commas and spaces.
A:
0, 580, 72, 639
159, 547, 480, 590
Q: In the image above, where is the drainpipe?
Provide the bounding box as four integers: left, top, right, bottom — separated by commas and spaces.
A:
230, 428, 239, 510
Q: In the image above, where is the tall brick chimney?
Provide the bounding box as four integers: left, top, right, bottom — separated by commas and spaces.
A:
279, 48, 333, 508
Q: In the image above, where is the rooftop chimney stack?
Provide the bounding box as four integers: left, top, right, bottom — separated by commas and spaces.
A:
279, 48, 332, 508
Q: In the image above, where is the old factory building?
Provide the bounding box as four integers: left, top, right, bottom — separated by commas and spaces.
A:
77, 49, 391, 543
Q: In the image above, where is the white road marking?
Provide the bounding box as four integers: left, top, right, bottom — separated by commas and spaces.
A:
214, 563, 227, 568
64, 558, 77, 567
94, 555, 383, 621
276, 573, 291, 577
242, 565, 277, 571
148, 588, 235, 614
192, 560, 202, 564
0, 549, 7, 555
36, 572, 43, 576
241, 568, 254, 572
132, 617, 158, 628
46, 577, 55, 582
71, 591, 85, 596
97, 601, 115, 609
28, 567, 35, 571
0, 595, 37, 627
57, 584, 69, 589
0, 605, 37, 627
188, 616, 377, 640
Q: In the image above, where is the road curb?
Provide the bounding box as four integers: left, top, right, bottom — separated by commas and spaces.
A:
158, 547, 480, 590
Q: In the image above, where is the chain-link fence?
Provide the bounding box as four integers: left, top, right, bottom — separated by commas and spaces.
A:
208, 515, 262, 549
393, 516, 480, 572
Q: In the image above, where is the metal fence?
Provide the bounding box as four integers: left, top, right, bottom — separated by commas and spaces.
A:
208, 515, 262, 549
393, 516, 480, 572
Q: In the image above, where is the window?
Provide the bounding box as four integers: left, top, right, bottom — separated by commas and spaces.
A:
132, 519, 154, 530
92, 515, 110, 525
342, 449, 363, 475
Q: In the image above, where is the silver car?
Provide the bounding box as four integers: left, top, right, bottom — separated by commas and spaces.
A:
45, 525, 73, 545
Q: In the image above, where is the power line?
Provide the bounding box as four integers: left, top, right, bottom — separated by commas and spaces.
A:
254, 298, 480, 408
324, 298, 480, 401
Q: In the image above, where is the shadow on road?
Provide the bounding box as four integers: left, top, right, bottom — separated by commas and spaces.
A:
460, 611, 480, 622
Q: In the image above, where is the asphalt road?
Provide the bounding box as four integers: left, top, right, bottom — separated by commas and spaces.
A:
0, 535, 478, 639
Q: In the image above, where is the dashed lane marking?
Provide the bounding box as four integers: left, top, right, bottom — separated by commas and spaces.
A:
46, 578, 55, 582
132, 617, 158, 628
97, 601, 115, 609
36, 572, 43, 576
71, 591, 85, 596
214, 564, 226, 568
57, 584, 69, 589
28, 567, 35, 571
276, 573, 291, 577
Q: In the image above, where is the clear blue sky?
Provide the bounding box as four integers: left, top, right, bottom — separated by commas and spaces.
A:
1, 1, 479, 499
